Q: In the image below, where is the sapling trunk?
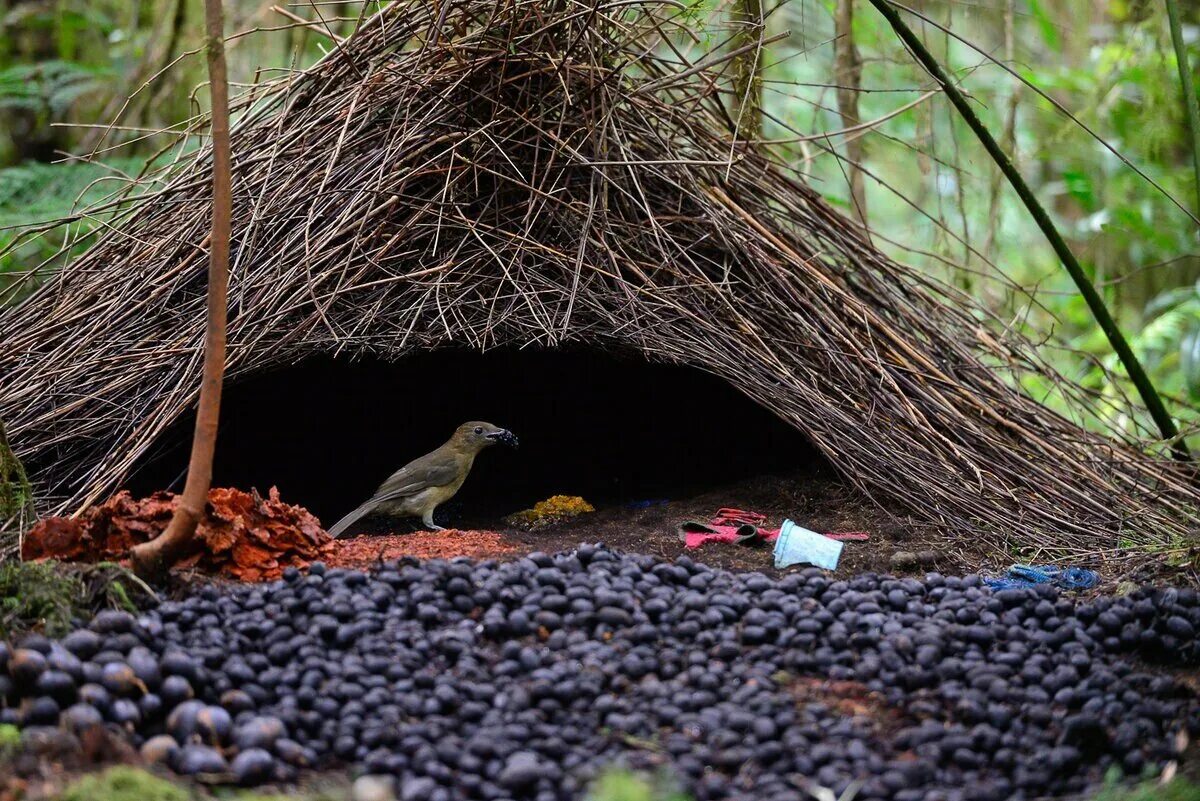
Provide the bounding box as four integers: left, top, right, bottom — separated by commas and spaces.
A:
834, 0, 867, 228
730, 0, 764, 139
131, 0, 232, 580
0, 419, 35, 542
1166, 0, 1200, 221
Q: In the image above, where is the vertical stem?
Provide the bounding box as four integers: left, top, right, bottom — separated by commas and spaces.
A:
867, 0, 1190, 461
0, 419, 35, 544
131, 0, 232, 580
731, 0, 764, 139
1166, 0, 1200, 220
834, 0, 867, 227
982, 0, 1017, 267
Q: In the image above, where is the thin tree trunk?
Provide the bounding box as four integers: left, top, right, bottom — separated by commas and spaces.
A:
131, 0, 232, 580
834, 0, 867, 227
981, 0, 1018, 266
1167, 0, 1200, 221
730, 0, 764, 139
0, 419, 35, 540
146, 0, 190, 117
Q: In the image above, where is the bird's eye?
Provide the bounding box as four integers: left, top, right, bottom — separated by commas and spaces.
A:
474, 426, 483, 435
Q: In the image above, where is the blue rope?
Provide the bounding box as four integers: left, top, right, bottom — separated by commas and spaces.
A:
984, 564, 1098, 591
624, 499, 670, 509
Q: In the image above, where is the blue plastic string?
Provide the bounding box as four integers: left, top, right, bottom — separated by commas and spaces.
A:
984, 564, 1098, 591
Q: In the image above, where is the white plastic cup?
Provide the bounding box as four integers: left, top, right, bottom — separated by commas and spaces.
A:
773, 519, 843, 570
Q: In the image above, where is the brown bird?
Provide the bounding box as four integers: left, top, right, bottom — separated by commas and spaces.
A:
328, 421, 518, 537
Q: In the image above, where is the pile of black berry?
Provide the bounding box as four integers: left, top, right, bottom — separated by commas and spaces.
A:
2, 547, 1198, 801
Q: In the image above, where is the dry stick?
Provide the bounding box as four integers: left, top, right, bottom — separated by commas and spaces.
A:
867, 0, 1191, 463
1166, 0, 1200, 222
130, 0, 233, 581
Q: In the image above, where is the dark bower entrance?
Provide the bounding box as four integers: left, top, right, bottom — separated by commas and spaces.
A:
126, 350, 826, 529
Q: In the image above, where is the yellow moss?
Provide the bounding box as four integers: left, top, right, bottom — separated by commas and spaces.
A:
504, 495, 595, 530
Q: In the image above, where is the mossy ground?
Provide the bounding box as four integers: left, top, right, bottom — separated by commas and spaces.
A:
42, 767, 678, 801
1093, 778, 1200, 801
1, 751, 1193, 801
45, 767, 348, 801
0, 560, 154, 640
56, 767, 191, 801
584, 769, 689, 801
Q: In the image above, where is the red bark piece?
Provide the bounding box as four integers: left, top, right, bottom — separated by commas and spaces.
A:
20, 517, 88, 561
22, 487, 333, 581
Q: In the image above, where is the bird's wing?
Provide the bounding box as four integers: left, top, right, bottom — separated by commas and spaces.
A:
368, 453, 462, 506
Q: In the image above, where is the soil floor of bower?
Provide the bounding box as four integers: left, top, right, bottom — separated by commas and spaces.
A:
327, 467, 969, 579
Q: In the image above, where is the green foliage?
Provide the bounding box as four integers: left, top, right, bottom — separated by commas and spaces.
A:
0, 723, 20, 753
0, 419, 33, 527
0, 158, 146, 299
0, 61, 108, 114
586, 769, 692, 801
0, 159, 143, 227
0, 561, 154, 639
676, 0, 719, 47
1138, 283, 1200, 402
57, 767, 192, 801
766, 0, 1200, 449
1091, 777, 1200, 801
0, 560, 86, 639
47, 769, 345, 801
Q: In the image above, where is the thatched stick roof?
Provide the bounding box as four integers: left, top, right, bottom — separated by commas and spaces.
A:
1, 0, 1197, 563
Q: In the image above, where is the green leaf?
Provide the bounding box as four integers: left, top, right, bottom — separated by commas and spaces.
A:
1027, 0, 1061, 53
1181, 327, 1200, 401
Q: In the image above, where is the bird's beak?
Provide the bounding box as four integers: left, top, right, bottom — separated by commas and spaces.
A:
487, 429, 519, 449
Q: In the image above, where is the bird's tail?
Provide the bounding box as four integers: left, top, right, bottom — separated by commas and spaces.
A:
327, 500, 377, 538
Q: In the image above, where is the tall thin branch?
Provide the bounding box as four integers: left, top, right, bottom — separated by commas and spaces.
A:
868, 0, 1191, 461
1166, 0, 1200, 221
981, 0, 1017, 266
131, 0, 233, 580
730, 0, 765, 139
834, 0, 867, 227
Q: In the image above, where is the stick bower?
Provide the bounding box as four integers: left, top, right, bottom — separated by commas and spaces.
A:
1, 0, 1197, 563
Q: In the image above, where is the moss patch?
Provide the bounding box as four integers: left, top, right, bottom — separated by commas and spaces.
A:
0, 418, 34, 550
1092, 778, 1200, 801
57, 767, 192, 801
585, 769, 691, 801
0, 723, 20, 753
0, 560, 86, 638
0, 560, 154, 639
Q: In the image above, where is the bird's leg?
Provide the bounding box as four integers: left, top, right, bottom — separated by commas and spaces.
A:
422, 511, 445, 531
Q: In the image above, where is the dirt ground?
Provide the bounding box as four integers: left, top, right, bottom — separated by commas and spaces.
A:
334, 467, 977, 578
